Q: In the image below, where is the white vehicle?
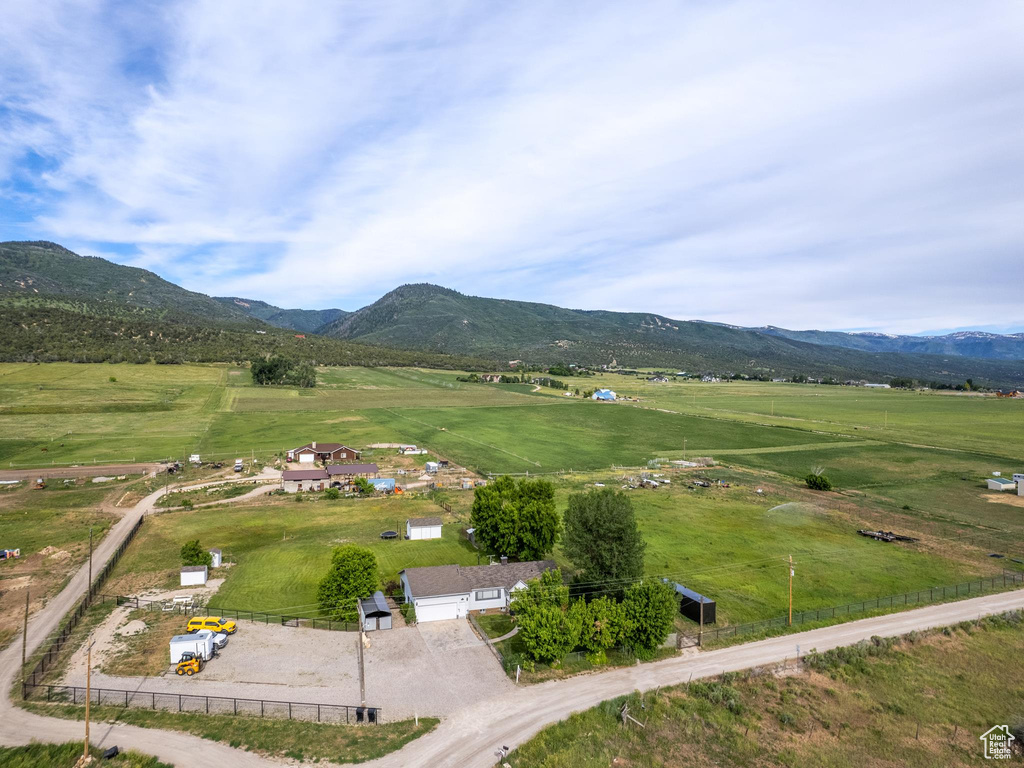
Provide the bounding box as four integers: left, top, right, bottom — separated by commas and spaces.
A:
195, 628, 228, 650
233, 459, 244, 472
189, 454, 201, 465
169, 633, 214, 664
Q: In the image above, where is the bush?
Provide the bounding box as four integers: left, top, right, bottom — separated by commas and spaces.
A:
180, 539, 211, 567
621, 579, 677, 660
805, 473, 833, 491
324, 487, 340, 500
400, 601, 416, 624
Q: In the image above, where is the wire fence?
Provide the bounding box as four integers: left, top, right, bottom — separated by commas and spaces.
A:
25, 682, 380, 724
95, 594, 363, 632
680, 570, 1024, 644
23, 516, 145, 691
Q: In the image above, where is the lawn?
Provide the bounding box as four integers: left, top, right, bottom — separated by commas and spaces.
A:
106, 494, 485, 615
507, 613, 1024, 768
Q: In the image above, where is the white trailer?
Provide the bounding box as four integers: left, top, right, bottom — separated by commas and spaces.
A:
169, 633, 214, 664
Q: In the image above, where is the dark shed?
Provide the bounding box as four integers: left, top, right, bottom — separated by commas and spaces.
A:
358, 590, 392, 631
664, 579, 716, 624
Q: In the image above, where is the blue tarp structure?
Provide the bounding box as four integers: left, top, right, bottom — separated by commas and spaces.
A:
368, 477, 396, 491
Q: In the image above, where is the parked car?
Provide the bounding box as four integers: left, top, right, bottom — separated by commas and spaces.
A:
194, 628, 229, 649
186, 616, 237, 635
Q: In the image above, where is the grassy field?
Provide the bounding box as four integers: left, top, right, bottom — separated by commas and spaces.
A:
0, 480, 133, 648
5, 363, 1024, 633
106, 494, 484, 614
506, 613, 1024, 768
0, 742, 170, 768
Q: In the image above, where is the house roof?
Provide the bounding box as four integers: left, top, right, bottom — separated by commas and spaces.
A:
181, 565, 208, 573
407, 516, 442, 527
292, 442, 353, 454
282, 469, 329, 481
400, 560, 556, 599
326, 463, 379, 475
989, 477, 1015, 485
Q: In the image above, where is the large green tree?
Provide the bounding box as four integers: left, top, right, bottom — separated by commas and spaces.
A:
563, 488, 646, 589
470, 476, 561, 560
622, 578, 677, 660
511, 569, 584, 664
578, 595, 625, 663
316, 545, 379, 622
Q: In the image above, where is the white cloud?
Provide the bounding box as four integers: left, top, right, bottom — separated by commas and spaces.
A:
1, 0, 1022, 330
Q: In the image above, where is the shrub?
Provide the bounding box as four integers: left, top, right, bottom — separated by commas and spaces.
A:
324, 487, 340, 500
622, 578, 677, 660
179, 539, 211, 567
804, 473, 833, 491
400, 601, 416, 624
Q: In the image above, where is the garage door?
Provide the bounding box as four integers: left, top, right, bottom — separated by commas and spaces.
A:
298, 453, 315, 463
415, 601, 460, 623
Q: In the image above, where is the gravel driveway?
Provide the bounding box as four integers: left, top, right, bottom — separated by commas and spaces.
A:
64, 617, 510, 720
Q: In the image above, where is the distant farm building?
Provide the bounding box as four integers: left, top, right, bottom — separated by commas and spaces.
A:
591, 389, 616, 401
327, 464, 379, 486
1015, 473, 1024, 496
287, 442, 361, 464
406, 517, 442, 540
282, 469, 328, 492
987, 477, 1017, 492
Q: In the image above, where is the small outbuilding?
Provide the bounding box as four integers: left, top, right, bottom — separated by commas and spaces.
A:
180, 565, 208, 587
987, 477, 1017, 492
425, 461, 439, 473
368, 478, 396, 492
1014, 473, 1024, 496
209, 548, 222, 568
282, 469, 328, 493
407, 517, 442, 540
326, 464, 380, 486
663, 579, 715, 624
169, 633, 214, 664
358, 591, 392, 631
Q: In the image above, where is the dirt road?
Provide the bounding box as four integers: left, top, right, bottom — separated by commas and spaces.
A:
3, 479, 1023, 767
0, 463, 160, 481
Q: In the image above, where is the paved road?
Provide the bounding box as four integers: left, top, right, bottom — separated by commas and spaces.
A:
3, 482, 1023, 767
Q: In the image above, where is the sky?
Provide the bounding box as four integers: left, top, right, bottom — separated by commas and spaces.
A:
1, 1, 1023, 334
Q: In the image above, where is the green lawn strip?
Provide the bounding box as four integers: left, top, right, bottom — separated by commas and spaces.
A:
22, 702, 438, 765
476, 613, 514, 639
0, 741, 170, 768
155, 482, 254, 508
507, 613, 1024, 768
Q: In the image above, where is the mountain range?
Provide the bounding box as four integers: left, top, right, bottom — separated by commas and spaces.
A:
1, 241, 1022, 385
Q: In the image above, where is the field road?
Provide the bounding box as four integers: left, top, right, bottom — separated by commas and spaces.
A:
2, 484, 1023, 767
0, 463, 161, 481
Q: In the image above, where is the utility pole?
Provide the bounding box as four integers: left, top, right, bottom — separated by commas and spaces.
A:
683, 438, 687, 461
788, 555, 794, 626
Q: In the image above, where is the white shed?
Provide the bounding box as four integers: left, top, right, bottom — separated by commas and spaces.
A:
987, 477, 1016, 492
1014, 474, 1024, 496
425, 461, 439, 473
209, 548, 222, 568
407, 517, 442, 540
180, 565, 208, 586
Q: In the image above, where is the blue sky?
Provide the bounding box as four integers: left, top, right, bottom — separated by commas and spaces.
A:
2, 1, 1023, 334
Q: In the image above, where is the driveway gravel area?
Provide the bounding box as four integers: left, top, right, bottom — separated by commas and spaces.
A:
63, 617, 510, 719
